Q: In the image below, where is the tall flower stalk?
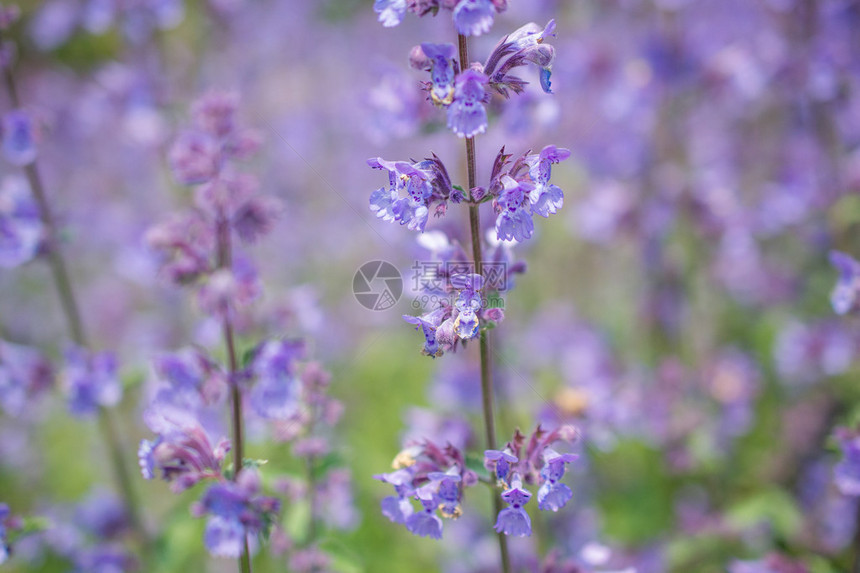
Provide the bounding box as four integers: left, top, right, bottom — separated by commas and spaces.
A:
369, 2, 576, 571
0, 6, 147, 552
457, 29, 512, 573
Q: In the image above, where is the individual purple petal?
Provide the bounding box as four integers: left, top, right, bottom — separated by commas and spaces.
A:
494, 505, 531, 536
537, 481, 572, 512
406, 498, 443, 539
381, 495, 414, 524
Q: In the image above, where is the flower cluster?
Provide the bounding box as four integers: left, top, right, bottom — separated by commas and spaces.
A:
404, 272, 505, 357
368, 144, 569, 243
374, 0, 507, 37
368, 154, 460, 232
485, 425, 578, 537
408, 20, 557, 138
147, 91, 280, 291
375, 440, 477, 539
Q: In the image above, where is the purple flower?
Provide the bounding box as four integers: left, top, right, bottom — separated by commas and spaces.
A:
484, 448, 518, 484
74, 490, 130, 540
403, 313, 443, 357
63, 347, 122, 417
447, 70, 489, 138
835, 429, 860, 496
495, 175, 535, 242
194, 472, 281, 558
452, 273, 483, 340
537, 448, 577, 512
406, 495, 443, 539
374, 0, 406, 27
0, 503, 9, 564
168, 130, 220, 185
452, 0, 496, 36
368, 155, 455, 232
0, 175, 43, 268
139, 397, 229, 491
425, 468, 463, 518
494, 475, 532, 537
829, 250, 860, 315
249, 339, 305, 420
0, 339, 53, 415
72, 546, 136, 573
485, 20, 557, 96
420, 43, 457, 106
375, 468, 416, 524
527, 145, 570, 217
1, 110, 37, 166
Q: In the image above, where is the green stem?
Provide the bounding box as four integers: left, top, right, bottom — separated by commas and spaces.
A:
458, 32, 513, 573
2, 44, 149, 552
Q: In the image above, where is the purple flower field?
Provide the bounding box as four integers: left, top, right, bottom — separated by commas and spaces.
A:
1, 0, 860, 571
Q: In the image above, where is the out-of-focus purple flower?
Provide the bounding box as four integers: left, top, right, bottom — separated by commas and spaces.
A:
0, 175, 43, 268
289, 547, 331, 573
374, 0, 406, 27
62, 347, 122, 417
232, 195, 282, 244
139, 396, 229, 491
196, 260, 261, 319
494, 475, 531, 537
835, 428, 860, 496
829, 250, 860, 315
74, 490, 130, 540
316, 469, 359, 530
1, 110, 38, 166
192, 473, 280, 559
72, 546, 136, 573
0, 339, 53, 415
537, 447, 577, 512
168, 130, 220, 185
452, 0, 497, 37
773, 320, 853, 387
249, 339, 305, 420
728, 554, 809, 573
0, 503, 9, 564
145, 212, 214, 284
447, 70, 488, 138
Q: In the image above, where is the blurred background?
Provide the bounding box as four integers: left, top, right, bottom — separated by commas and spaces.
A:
2, 0, 860, 571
